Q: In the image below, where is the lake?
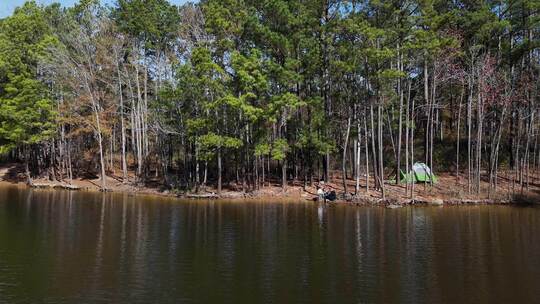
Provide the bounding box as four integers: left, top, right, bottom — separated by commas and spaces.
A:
0, 184, 539, 303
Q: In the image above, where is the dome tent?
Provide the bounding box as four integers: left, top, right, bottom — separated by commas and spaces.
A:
411, 162, 437, 183
397, 162, 437, 184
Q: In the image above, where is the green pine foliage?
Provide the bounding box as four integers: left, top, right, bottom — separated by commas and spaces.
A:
0, 1, 57, 153
0, 0, 538, 194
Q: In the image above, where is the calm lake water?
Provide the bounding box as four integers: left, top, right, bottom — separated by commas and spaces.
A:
0, 185, 539, 304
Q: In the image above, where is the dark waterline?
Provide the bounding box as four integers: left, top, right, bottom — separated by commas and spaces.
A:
0, 185, 539, 304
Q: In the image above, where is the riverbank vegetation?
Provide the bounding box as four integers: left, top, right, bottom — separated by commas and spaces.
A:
0, 0, 539, 201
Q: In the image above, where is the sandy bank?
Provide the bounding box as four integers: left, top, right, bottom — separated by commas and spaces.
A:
1, 163, 538, 206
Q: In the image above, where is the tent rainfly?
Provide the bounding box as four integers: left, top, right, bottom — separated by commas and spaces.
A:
398, 162, 437, 184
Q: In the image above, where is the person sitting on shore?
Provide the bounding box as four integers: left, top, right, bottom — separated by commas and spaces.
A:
325, 190, 337, 202
316, 185, 325, 202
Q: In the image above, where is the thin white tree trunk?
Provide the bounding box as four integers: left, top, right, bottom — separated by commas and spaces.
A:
342, 116, 351, 195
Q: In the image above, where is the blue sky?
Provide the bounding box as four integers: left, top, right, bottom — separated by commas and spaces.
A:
1, 0, 194, 18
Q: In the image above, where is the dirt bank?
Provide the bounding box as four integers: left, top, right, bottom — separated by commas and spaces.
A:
1, 163, 539, 206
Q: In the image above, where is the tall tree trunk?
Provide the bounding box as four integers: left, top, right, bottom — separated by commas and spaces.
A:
476, 90, 483, 195
261, 156, 265, 186
24, 146, 33, 186
84, 73, 106, 191
342, 116, 351, 195
355, 115, 361, 195
396, 48, 403, 185
369, 105, 379, 190
217, 148, 222, 195
115, 50, 128, 182
424, 58, 430, 170
67, 139, 72, 183
456, 85, 464, 179
429, 71, 437, 188
364, 112, 370, 194
405, 81, 411, 194
378, 104, 385, 200
282, 159, 287, 190
467, 76, 473, 194
410, 93, 416, 199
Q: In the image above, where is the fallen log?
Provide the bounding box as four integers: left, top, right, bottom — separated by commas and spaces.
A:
186, 193, 219, 199
31, 183, 52, 189
31, 183, 81, 190
53, 184, 82, 190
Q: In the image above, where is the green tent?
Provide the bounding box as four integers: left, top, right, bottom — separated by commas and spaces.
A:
396, 163, 437, 184
411, 162, 437, 183
398, 169, 415, 183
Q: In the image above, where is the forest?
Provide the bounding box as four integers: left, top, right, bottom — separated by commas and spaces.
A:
0, 0, 538, 200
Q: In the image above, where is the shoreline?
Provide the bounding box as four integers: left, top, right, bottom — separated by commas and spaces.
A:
0, 178, 536, 208
0, 179, 310, 203
1, 163, 538, 207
